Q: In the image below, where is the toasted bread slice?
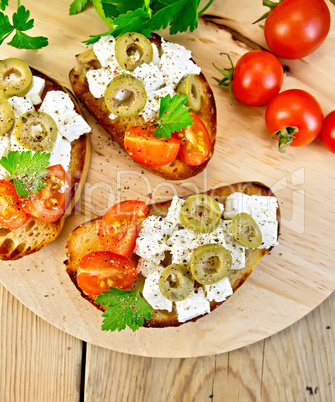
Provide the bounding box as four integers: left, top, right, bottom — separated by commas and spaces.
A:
69, 34, 216, 180
65, 182, 280, 328
0, 68, 91, 260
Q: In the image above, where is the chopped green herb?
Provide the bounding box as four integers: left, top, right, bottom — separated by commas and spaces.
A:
0, 151, 50, 197
0, 2, 48, 49
95, 283, 153, 332
153, 93, 192, 139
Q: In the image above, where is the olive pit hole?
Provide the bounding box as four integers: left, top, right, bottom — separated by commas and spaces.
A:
201, 256, 221, 275
115, 89, 135, 107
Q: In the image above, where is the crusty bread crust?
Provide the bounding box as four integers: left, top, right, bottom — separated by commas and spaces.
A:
0, 69, 91, 260
69, 34, 216, 180
65, 182, 280, 328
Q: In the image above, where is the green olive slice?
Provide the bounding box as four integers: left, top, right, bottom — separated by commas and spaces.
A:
115, 32, 153, 71
105, 73, 147, 117
0, 98, 14, 135
14, 110, 58, 152
0, 58, 33, 98
190, 244, 232, 285
231, 212, 262, 248
159, 264, 194, 302
179, 194, 221, 234
177, 74, 202, 111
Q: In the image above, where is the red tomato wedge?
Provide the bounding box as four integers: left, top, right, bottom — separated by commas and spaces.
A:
23, 164, 70, 223
177, 113, 211, 166
124, 126, 181, 167
98, 200, 148, 257
77, 251, 137, 295
0, 180, 30, 229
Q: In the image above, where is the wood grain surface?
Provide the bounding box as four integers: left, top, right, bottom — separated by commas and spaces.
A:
1, 281, 334, 401
0, 0, 335, 358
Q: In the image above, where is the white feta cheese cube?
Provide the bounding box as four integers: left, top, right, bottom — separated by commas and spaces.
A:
224, 192, 252, 219
40, 90, 91, 141
257, 220, 279, 249
166, 195, 185, 226
135, 216, 175, 263
205, 277, 233, 303
143, 269, 173, 312
133, 62, 165, 93
250, 195, 278, 222
175, 288, 210, 323
25, 76, 45, 105
86, 67, 116, 98
137, 258, 164, 277
93, 35, 117, 67
48, 135, 72, 172
8, 96, 34, 121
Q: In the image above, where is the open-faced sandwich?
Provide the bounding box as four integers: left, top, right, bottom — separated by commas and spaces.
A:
70, 32, 216, 180
0, 58, 91, 260
65, 182, 280, 332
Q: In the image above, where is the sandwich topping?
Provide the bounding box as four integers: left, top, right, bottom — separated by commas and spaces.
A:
86, 33, 201, 122
74, 192, 279, 329
135, 193, 279, 323
0, 58, 91, 228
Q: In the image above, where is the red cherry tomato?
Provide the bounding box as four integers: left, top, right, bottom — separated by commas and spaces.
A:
23, 164, 70, 222
232, 50, 284, 106
77, 251, 137, 295
124, 126, 181, 167
319, 111, 335, 153
264, 0, 331, 59
265, 89, 323, 151
0, 180, 30, 229
178, 113, 211, 166
98, 200, 148, 257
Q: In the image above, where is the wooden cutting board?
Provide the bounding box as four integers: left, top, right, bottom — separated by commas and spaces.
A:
0, 0, 334, 358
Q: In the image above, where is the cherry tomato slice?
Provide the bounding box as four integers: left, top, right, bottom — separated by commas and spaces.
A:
0, 180, 30, 229
319, 110, 335, 153
124, 126, 181, 167
98, 200, 149, 257
177, 113, 211, 166
77, 251, 137, 295
23, 164, 70, 223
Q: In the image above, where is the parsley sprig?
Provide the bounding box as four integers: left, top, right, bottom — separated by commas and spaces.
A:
95, 283, 153, 332
69, 0, 214, 45
0, 151, 50, 197
0, 1, 48, 49
153, 93, 192, 139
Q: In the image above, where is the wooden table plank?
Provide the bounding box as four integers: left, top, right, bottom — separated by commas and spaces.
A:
1, 286, 334, 400
0, 284, 83, 402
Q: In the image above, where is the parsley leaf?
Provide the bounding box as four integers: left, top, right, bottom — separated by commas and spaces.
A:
80, 0, 213, 44
0, 12, 12, 45
0, 4, 48, 49
0, 151, 50, 198
110, 8, 151, 38
69, 0, 91, 15
95, 283, 153, 332
153, 93, 192, 139
0, 0, 8, 12
149, 0, 201, 35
